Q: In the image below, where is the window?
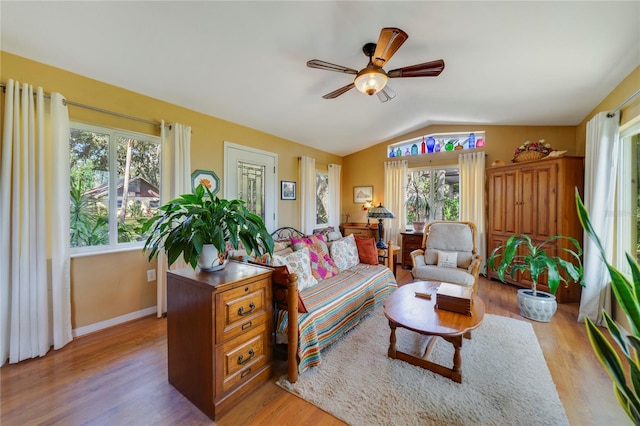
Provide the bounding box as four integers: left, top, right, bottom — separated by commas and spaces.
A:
617, 122, 640, 268
316, 170, 329, 226
406, 166, 459, 228
69, 123, 161, 253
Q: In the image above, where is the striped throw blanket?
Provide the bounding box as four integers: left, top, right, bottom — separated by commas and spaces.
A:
276, 263, 397, 374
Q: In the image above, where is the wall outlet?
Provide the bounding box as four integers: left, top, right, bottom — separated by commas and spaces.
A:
147, 269, 156, 282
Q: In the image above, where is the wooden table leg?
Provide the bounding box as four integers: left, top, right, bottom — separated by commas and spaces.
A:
451, 335, 463, 383
388, 320, 397, 359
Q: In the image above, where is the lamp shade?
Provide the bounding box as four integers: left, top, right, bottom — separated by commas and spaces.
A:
354, 65, 388, 96
367, 203, 395, 219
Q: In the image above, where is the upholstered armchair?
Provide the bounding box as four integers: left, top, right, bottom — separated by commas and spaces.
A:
409, 221, 481, 293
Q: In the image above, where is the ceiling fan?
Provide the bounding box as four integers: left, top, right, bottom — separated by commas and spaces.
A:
307, 27, 445, 102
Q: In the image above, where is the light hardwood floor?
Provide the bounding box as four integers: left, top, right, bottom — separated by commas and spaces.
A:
0, 269, 631, 425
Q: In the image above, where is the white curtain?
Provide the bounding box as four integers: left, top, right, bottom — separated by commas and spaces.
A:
578, 111, 619, 325
328, 163, 341, 231
384, 160, 408, 248
0, 79, 72, 366
458, 152, 487, 273
299, 156, 316, 234
155, 122, 191, 317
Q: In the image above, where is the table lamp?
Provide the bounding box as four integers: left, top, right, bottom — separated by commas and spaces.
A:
367, 203, 395, 249
362, 200, 373, 226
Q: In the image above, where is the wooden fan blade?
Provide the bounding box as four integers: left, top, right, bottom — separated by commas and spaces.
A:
322, 83, 355, 99
376, 86, 397, 103
307, 59, 358, 75
388, 59, 445, 78
372, 28, 408, 68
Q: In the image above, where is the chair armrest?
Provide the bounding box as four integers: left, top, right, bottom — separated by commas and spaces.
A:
410, 249, 426, 268
467, 255, 482, 294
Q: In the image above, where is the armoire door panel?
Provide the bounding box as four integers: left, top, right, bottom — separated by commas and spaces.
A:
503, 170, 518, 234
533, 164, 558, 239
519, 167, 536, 236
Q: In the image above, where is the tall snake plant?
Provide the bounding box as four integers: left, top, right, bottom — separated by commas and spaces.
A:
576, 189, 640, 424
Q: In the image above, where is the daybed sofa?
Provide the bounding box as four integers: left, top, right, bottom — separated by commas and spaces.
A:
265, 227, 398, 383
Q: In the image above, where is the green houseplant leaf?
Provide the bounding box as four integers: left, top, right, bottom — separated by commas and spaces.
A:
142, 184, 274, 269
576, 188, 640, 424
487, 231, 584, 297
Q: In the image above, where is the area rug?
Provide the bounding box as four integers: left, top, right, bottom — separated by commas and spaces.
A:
276, 308, 568, 426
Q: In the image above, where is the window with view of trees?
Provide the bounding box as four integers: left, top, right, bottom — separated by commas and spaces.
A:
316, 170, 329, 226
406, 166, 459, 228
70, 123, 161, 252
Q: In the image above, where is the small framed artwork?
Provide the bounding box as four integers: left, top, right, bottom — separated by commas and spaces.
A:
353, 186, 373, 203
191, 169, 220, 195
281, 180, 296, 200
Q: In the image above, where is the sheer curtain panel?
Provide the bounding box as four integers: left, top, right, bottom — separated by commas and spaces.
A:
384, 160, 408, 247
458, 152, 487, 273
155, 122, 191, 317
578, 111, 619, 325
0, 79, 72, 366
328, 164, 341, 230
299, 156, 316, 234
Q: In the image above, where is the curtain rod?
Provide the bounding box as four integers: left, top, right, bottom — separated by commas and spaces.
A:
0, 81, 162, 127
607, 88, 640, 118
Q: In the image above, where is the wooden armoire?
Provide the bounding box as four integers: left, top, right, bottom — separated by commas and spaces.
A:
486, 156, 584, 303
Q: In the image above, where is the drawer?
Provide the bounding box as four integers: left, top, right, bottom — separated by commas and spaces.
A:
403, 234, 423, 245
215, 279, 269, 344
345, 229, 371, 237
216, 323, 269, 393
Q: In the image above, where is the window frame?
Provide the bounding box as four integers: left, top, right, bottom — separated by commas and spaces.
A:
69, 121, 161, 256
617, 120, 640, 271
406, 164, 460, 230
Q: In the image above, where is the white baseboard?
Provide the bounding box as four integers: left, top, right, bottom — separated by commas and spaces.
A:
73, 306, 157, 337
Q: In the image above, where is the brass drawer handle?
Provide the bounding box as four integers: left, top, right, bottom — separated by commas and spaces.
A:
237, 349, 255, 365
238, 302, 255, 316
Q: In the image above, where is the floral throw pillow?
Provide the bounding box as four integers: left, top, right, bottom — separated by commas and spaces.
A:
271, 247, 318, 291
329, 234, 359, 271
290, 234, 339, 280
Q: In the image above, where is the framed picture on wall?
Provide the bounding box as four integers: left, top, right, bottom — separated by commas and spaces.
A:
353, 186, 373, 203
191, 169, 220, 195
281, 180, 296, 200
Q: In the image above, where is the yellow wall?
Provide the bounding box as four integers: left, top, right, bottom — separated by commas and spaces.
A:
1, 51, 341, 329
343, 125, 576, 223
576, 65, 640, 155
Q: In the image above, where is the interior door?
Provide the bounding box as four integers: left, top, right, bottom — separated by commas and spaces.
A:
223, 142, 277, 232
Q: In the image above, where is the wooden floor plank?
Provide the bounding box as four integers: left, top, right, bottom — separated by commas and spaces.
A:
0, 270, 630, 425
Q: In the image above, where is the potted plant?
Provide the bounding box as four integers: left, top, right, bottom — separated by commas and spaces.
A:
576, 190, 640, 424
487, 234, 584, 322
142, 184, 274, 271
406, 176, 430, 232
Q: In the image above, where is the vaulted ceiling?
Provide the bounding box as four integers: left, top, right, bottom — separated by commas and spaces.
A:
2, 1, 639, 156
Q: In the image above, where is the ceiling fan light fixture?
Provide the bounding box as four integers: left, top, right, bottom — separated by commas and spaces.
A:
354, 65, 388, 96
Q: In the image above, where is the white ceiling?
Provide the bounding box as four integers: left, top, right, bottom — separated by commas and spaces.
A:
2, 1, 639, 156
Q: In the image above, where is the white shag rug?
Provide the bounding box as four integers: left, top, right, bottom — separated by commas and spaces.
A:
277, 308, 568, 426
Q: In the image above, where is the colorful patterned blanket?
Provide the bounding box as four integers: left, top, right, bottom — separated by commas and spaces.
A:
276, 263, 397, 374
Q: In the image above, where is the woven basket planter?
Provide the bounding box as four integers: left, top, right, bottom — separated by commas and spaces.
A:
512, 151, 546, 162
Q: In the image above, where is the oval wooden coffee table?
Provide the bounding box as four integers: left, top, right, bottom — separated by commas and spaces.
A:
383, 281, 485, 383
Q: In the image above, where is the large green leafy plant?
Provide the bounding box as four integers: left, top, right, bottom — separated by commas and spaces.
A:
487, 234, 584, 296
142, 184, 274, 269
576, 190, 640, 424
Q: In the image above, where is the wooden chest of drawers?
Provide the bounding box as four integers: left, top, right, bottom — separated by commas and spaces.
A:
167, 261, 273, 420
401, 231, 424, 268
341, 222, 377, 239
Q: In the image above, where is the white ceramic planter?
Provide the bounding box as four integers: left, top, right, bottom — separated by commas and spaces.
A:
198, 244, 227, 271
516, 288, 557, 322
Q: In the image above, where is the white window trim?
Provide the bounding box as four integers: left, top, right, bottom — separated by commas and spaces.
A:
406, 163, 459, 228
69, 121, 160, 255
